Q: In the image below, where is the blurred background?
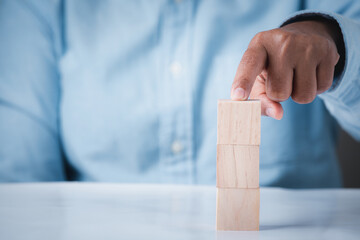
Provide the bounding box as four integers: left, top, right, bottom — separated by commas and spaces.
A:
338, 129, 360, 188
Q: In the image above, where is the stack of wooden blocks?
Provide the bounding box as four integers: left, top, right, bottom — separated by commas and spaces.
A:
216, 99, 261, 231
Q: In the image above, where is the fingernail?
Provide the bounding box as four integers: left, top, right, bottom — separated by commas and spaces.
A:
232, 87, 246, 100
266, 108, 275, 118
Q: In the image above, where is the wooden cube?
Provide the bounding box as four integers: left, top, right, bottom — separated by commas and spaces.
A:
217, 100, 261, 145
217, 145, 259, 188
216, 188, 260, 231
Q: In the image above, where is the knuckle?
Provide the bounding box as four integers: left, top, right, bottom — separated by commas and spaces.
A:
323, 38, 337, 57
333, 52, 340, 64
302, 36, 321, 60
310, 37, 335, 62
276, 30, 293, 45
304, 43, 316, 60
323, 38, 332, 52
273, 28, 286, 39
278, 41, 291, 59
275, 32, 296, 59
328, 45, 340, 65
252, 31, 266, 45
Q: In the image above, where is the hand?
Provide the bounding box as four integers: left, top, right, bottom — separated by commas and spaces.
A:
231, 20, 340, 120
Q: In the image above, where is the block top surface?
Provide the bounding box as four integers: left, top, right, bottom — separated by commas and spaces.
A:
217, 99, 261, 145
217, 99, 260, 104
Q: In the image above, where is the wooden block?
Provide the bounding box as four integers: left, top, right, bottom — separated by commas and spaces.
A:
217, 100, 261, 145
216, 145, 259, 188
216, 188, 260, 231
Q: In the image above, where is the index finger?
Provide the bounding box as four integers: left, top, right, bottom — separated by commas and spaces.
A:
231, 45, 267, 100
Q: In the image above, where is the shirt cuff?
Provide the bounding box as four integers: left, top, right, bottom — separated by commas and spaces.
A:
280, 10, 360, 106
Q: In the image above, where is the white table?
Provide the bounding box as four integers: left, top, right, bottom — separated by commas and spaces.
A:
0, 183, 359, 240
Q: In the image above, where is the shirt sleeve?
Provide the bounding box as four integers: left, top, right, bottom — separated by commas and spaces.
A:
280, 2, 360, 141
0, 0, 65, 181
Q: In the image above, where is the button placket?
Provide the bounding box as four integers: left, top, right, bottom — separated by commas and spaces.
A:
157, 0, 194, 184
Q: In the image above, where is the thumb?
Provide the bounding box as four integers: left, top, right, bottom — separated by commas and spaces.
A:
251, 73, 284, 120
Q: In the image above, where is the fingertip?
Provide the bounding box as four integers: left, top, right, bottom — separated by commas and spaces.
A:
231, 87, 247, 101
260, 98, 283, 120
274, 109, 284, 120
273, 105, 284, 120
265, 107, 283, 120
265, 108, 275, 118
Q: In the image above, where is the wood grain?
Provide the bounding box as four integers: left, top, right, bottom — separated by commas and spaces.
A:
216, 188, 260, 231
217, 100, 261, 145
216, 145, 259, 188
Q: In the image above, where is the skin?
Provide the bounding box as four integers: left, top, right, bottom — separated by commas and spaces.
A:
231, 20, 341, 120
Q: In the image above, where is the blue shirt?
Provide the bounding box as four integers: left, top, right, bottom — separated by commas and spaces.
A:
1, 0, 360, 187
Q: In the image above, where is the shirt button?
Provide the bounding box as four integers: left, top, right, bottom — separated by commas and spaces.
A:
171, 140, 183, 154
170, 61, 182, 77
